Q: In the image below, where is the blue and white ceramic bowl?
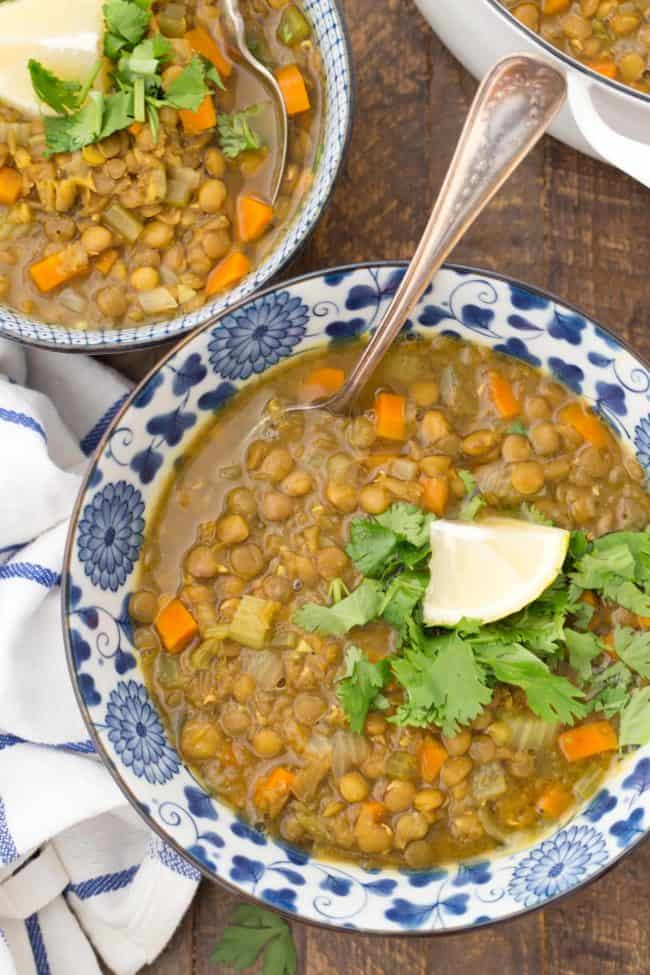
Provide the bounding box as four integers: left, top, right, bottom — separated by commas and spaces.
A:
0, 0, 352, 354
63, 264, 650, 933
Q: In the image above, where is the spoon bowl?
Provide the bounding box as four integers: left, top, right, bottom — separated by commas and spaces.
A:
222, 0, 288, 204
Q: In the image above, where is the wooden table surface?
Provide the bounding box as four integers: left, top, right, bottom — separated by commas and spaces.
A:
126, 0, 650, 970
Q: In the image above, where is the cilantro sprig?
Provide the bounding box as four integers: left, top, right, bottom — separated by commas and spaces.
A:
217, 104, 265, 158
30, 0, 213, 155
293, 504, 650, 744
210, 904, 297, 974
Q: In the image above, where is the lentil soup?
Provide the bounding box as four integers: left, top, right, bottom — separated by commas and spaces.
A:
131, 335, 650, 869
501, 0, 650, 91
0, 0, 323, 329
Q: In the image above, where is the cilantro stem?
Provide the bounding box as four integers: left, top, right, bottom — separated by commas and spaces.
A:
134, 77, 146, 122
76, 58, 103, 110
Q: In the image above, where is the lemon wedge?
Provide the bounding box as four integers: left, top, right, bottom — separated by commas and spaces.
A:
423, 516, 570, 627
0, 0, 104, 118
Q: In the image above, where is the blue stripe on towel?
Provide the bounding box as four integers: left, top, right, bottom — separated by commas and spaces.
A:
80, 393, 129, 456
68, 864, 139, 900
25, 915, 51, 975
0, 734, 95, 754
0, 798, 17, 865
0, 408, 46, 443
0, 563, 61, 588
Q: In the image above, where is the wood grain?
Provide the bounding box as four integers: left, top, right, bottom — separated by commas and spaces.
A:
130, 0, 650, 970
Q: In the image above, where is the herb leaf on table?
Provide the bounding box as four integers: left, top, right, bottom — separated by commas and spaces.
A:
210, 904, 297, 974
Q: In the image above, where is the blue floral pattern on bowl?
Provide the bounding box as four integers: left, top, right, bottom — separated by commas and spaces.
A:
0, 0, 352, 353
77, 481, 145, 591
64, 263, 650, 934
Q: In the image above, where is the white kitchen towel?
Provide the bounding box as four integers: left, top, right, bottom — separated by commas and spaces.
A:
0, 340, 200, 975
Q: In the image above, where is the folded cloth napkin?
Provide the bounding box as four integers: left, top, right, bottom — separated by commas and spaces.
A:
0, 341, 200, 975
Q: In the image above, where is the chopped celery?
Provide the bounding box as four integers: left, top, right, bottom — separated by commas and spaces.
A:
165, 167, 200, 206
103, 202, 143, 243
156, 653, 185, 689
229, 595, 280, 649
277, 4, 311, 46
191, 637, 222, 670
502, 714, 559, 752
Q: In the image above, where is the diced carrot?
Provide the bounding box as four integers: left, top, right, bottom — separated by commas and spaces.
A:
0, 166, 23, 205
301, 366, 345, 401
375, 392, 407, 441
274, 63, 310, 115
489, 371, 521, 419
205, 251, 251, 296
95, 248, 119, 276
602, 631, 617, 659
581, 591, 598, 607
29, 244, 89, 293
536, 783, 572, 818
236, 194, 274, 243
558, 720, 618, 763
254, 766, 296, 812
155, 599, 199, 654
128, 122, 143, 137
542, 0, 570, 11
560, 403, 610, 448
185, 26, 233, 78
419, 736, 448, 783
421, 474, 449, 516
637, 615, 650, 628
587, 61, 618, 79
179, 94, 216, 134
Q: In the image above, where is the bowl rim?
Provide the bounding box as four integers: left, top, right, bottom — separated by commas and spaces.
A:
62, 259, 650, 936
0, 0, 355, 356
483, 0, 650, 106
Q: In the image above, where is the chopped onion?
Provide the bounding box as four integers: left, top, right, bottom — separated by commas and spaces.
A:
471, 760, 507, 802
0, 122, 31, 148
58, 288, 86, 313
388, 457, 418, 481
138, 287, 178, 315
331, 730, 369, 780
243, 649, 283, 690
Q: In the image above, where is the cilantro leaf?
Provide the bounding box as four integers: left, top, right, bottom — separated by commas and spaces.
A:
28, 60, 82, 113
379, 571, 428, 641
565, 629, 603, 682
337, 646, 391, 734
458, 469, 485, 521
619, 687, 650, 748
375, 502, 432, 547
163, 56, 208, 111
506, 419, 528, 436
586, 661, 633, 718
99, 90, 134, 139
210, 904, 296, 974
43, 91, 105, 156
392, 633, 492, 735
478, 643, 587, 723
217, 104, 264, 158
571, 531, 650, 616
205, 61, 226, 91
327, 577, 349, 604
613, 626, 650, 678
104, 0, 151, 58
293, 579, 384, 637
345, 519, 397, 577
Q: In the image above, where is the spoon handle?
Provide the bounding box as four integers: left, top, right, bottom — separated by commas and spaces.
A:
328, 54, 566, 412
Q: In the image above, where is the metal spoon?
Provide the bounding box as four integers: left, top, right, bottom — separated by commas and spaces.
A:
260, 53, 566, 429
221, 0, 288, 204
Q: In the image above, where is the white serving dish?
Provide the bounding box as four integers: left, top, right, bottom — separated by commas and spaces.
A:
415, 0, 650, 187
